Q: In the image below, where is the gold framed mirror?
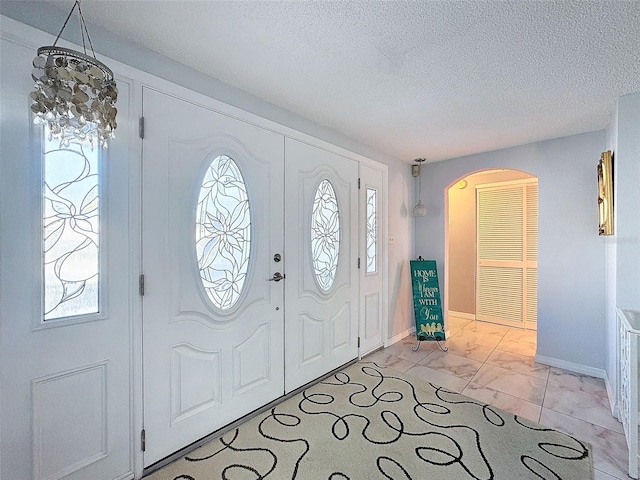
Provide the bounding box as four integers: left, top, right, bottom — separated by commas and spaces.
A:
597, 150, 614, 235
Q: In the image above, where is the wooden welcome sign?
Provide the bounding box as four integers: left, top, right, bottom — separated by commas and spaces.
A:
410, 259, 445, 341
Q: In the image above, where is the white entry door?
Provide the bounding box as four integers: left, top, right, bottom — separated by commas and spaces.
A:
359, 164, 385, 356
142, 87, 285, 466
284, 139, 359, 393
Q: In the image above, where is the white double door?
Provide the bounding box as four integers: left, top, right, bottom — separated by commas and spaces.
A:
142, 88, 359, 466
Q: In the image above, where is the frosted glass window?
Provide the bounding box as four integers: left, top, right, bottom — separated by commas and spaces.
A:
195, 155, 251, 310
43, 128, 100, 320
311, 179, 340, 291
366, 188, 377, 274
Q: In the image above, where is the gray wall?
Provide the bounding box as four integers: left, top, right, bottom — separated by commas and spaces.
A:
416, 131, 608, 370
388, 167, 415, 338
615, 92, 640, 310
604, 103, 618, 400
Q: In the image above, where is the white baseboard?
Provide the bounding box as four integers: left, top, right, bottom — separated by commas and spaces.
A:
448, 311, 475, 320
604, 370, 620, 420
534, 354, 607, 379
385, 327, 415, 347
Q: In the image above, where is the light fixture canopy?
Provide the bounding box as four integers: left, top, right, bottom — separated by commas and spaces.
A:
30, 0, 118, 149
413, 158, 427, 217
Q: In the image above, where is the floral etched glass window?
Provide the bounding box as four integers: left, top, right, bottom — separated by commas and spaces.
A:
43, 128, 100, 320
366, 188, 377, 274
311, 179, 340, 290
195, 155, 251, 310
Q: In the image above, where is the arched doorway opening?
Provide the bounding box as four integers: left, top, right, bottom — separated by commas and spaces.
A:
444, 169, 538, 333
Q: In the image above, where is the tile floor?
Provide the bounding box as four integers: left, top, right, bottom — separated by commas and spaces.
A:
366, 315, 630, 479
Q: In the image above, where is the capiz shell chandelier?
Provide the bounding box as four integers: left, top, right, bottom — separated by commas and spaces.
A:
30, 0, 117, 149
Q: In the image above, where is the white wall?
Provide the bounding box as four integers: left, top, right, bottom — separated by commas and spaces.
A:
416, 131, 608, 370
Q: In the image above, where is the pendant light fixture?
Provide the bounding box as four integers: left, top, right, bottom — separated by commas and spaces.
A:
30, 0, 118, 149
412, 158, 428, 217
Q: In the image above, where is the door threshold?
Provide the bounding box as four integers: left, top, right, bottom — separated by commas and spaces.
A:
142, 357, 358, 477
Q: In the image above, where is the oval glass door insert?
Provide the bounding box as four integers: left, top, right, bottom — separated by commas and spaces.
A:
311, 179, 340, 291
195, 155, 251, 310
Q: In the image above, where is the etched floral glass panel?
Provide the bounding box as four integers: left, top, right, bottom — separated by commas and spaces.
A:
366, 188, 377, 274
43, 127, 100, 320
311, 179, 340, 291
195, 155, 251, 310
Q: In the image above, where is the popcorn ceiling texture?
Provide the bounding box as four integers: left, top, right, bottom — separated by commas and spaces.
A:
39, 1, 640, 162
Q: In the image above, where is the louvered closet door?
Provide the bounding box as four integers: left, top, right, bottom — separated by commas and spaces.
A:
476, 180, 538, 329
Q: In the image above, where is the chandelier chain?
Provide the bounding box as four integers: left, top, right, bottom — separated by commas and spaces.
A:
52, 0, 97, 59
30, 0, 118, 149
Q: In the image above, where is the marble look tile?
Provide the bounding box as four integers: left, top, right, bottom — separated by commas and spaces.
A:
462, 382, 542, 423
462, 321, 510, 336
398, 334, 419, 345
540, 408, 629, 479
543, 381, 623, 434
593, 469, 621, 480
547, 367, 609, 399
364, 351, 415, 373
485, 349, 549, 380
450, 329, 505, 348
446, 326, 465, 338
418, 350, 483, 381
397, 334, 439, 349
504, 328, 537, 344
404, 364, 469, 393
470, 363, 546, 404
441, 337, 495, 362
447, 316, 473, 329
382, 341, 434, 364
495, 337, 537, 356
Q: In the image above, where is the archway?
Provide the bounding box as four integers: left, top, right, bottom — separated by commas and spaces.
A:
444, 168, 538, 334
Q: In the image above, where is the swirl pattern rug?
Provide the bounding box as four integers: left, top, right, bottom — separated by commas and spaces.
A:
148, 362, 594, 480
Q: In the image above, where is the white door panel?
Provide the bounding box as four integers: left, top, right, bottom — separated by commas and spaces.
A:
284, 139, 359, 393
359, 164, 385, 355
0, 38, 132, 480
142, 88, 285, 466
475, 180, 538, 330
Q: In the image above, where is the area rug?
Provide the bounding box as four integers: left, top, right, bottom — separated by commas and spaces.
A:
147, 362, 594, 480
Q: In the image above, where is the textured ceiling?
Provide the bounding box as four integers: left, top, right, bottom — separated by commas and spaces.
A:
16, 1, 640, 162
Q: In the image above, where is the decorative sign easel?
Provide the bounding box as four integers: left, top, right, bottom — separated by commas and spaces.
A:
410, 258, 447, 352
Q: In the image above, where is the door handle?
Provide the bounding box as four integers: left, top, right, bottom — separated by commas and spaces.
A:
268, 272, 285, 282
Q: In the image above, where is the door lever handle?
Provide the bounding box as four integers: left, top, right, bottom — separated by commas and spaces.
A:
268, 272, 285, 282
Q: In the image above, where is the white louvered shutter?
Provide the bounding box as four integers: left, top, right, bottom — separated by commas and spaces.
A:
476, 181, 538, 328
